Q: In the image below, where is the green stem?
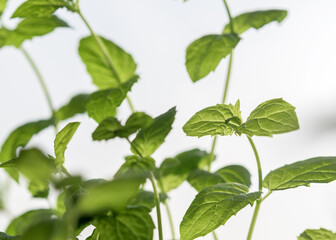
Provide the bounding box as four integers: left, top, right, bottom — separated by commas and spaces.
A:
222, 0, 234, 33
246, 200, 261, 240
261, 190, 272, 202
149, 171, 164, 240
221, 52, 233, 104
126, 138, 164, 240
247, 136, 262, 192
21, 47, 54, 117
246, 136, 263, 240
208, 0, 235, 169
208, 51, 234, 171
212, 231, 219, 240
208, 135, 217, 171
20, 47, 58, 131
164, 200, 176, 240
157, 177, 176, 240
76, 9, 135, 113
61, 166, 72, 178
126, 95, 135, 113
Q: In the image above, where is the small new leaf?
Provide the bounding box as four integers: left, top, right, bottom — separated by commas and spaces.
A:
183, 100, 242, 137
93, 207, 154, 240
54, 122, 80, 171
223, 10, 288, 35
298, 228, 336, 240
79, 35, 137, 89
237, 98, 299, 137
131, 107, 176, 157
186, 34, 240, 82
159, 149, 209, 192
55, 94, 89, 121
215, 165, 251, 187
188, 169, 225, 192
11, 0, 71, 18
85, 77, 137, 123
180, 183, 261, 240
92, 112, 153, 140
263, 157, 336, 191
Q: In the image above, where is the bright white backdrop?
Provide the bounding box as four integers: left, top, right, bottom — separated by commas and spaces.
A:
1, 0, 336, 239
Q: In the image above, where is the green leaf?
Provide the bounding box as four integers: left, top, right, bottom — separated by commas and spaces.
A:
131, 107, 176, 157
128, 190, 156, 211
128, 190, 167, 212
79, 35, 137, 89
5, 16, 69, 48
0, 0, 8, 17
263, 157, 336, 191
85, 77, 137, 123
92, 112, 153, 141
55, 191, 66, 217
77, 177, 142, 215
180, 183, 261, 240
55, 94, 89, 121
215, 165, 251, 187
54, 122, 80, 170
0, 148, 55, 183
159, 149, 209, 192
183, 100, 242, 137
123, 112, 154, 136
298, 228, 336, 240
114, 155, 155, 183
93, 207, 154, 240
11, 0, 72, 18
92, 118, 123, 140
223, 10, 288, 35
237, 98, 299, 137
0, 28, 9, 48
6, 209, 54, 235
186, 34, 240, 82
28, 181, 49, 198
0, 232, 19, 240
21, 219, 67, 240
0, 119, 53, 181
188, 169, 225, 192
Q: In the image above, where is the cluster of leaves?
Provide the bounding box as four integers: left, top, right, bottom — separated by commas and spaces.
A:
0, 0, 335, 240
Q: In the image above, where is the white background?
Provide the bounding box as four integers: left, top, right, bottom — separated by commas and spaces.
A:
1, 0, 336, 239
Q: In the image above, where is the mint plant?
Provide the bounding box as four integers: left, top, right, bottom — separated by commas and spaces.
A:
0, 0, 335, 240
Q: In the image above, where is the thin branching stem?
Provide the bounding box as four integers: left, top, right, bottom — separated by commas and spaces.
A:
126, 138, 164, 240
222, 0, 234, 33
212, 231, 219, 240
157, 178, 176, 240
164, 200, 176, 240
246, 136, 263, 240
20, 47, 58, 132
149, 172, 164, 240
76, 8, 135, 113
208, 0, 235, 175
